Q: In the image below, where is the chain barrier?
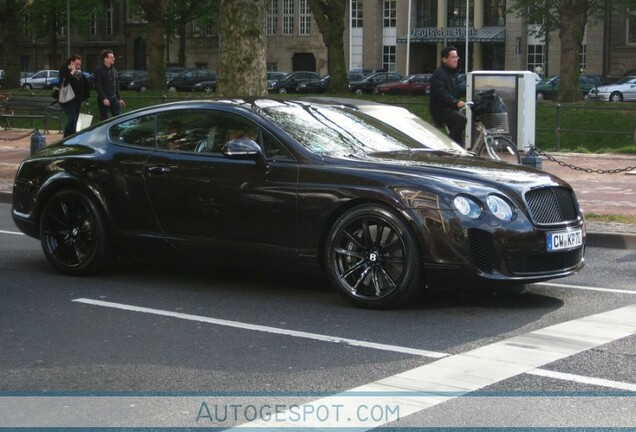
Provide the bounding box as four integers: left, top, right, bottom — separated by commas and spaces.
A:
0, 128, 36, 142
530, 145, 635, 174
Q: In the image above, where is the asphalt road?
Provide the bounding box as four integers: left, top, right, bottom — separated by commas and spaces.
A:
1, 201, 635, 429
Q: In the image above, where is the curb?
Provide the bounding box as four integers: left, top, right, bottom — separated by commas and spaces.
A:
1, 190, 634, 250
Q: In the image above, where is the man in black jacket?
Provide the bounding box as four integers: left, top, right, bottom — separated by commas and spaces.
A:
94, 49, 125, 121
429, 46, 466, 147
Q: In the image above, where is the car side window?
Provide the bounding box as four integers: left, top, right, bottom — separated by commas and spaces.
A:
109, 115, 156, 148
156, 110, 213, 152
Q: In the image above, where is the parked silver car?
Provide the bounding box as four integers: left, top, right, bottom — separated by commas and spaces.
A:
20, 69, 59, 89
585, 75, 636, 102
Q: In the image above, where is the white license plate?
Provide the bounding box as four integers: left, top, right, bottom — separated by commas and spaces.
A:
547, 229, 583, 252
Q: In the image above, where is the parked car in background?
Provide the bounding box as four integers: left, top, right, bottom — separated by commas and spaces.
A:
167, 69, 216, 92
118, 69, 148, 90
268, 71, 321, 93
377, 73, 432, 95
12, 98, 585, 309
348, 72, 404, 95
296, 75, 331, 93
585, 75, 636, 102
266, 71, 287, 88
165, 67, 186, 81
47, 71, 93, 90
20, 69, 59, 89
536, 75, 597, 100
193, 79, 217, 93
457, 73, 467, 97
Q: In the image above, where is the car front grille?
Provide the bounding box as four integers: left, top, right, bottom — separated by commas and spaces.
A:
525, 187, 579, 225
507, 248, 583, 275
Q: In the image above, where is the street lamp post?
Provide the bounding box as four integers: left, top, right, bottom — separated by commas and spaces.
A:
465, 0, 469, 73
67, 0, 71, 58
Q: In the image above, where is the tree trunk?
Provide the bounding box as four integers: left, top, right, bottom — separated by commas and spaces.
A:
556, 0, 587, 102
138, 0, 168, 90
217, 0, 268, 96
307, 0, 348, 92
0, 0, 21, 88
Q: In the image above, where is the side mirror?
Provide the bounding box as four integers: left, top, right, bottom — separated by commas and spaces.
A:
222, 138, 269, 169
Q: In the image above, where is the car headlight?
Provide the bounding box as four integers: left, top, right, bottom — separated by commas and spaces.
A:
453, 195, 482, 219
487, 195, 515, 221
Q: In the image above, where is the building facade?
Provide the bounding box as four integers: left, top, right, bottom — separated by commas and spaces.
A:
5, 0, 635, 82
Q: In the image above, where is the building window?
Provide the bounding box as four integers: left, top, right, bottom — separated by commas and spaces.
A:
628, 8, 636, 45
351, 0, 363, 28
383, 45, 396, 71
416, 0, 436, 27
299, 0, 311, 35
527, 44, 545, 75
448, 0, 472, 27
206, 17, 214, 36
283, 0, 294, 35
579, 44, 587, 71
484, 0, 506, 26
57, 25, 66, 37
89, 13, 97, 36
267, 0, 278, 35
106, 0, 113, 35
267, 62, 278, 72
23, 14, 31, 39
384, 1, 396, 28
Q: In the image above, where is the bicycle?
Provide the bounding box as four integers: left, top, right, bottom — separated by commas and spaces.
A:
463, 90, 521, 164
463, 102, 521, 164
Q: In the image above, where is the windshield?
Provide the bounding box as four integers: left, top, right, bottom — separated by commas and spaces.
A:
260, 103, 429, 157
614, 76, 636, 85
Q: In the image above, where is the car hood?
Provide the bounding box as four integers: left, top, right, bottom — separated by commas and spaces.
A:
326, 149, 567, 192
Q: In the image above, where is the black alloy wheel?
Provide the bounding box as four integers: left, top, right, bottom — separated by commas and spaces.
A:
325, 204, 422, 309
39, 190, 112, 275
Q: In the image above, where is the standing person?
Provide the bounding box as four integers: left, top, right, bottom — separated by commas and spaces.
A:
429, 46, 467, 147
58, 54, 91, 137
94, 49, 125, 121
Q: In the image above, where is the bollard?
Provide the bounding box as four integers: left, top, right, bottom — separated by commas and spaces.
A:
522, 146, 542, 170
30, 128, 46, 155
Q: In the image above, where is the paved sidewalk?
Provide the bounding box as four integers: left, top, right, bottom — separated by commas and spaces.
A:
1, 128, 635, 249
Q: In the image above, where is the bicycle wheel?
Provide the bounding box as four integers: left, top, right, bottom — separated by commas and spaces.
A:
478, 136, 520, 164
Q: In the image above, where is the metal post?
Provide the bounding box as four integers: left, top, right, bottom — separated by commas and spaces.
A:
406, 0, 412, 76
465, 0, 469, 73
66, 0, 71, 58
555, 104, 561, 152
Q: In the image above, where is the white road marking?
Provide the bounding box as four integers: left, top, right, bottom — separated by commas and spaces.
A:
73, 297, 636, 397
527, 369, 636, 391
537, 282, 636, 295
0, 229, 24, 236
71, 298, 449, 358
225, 304, 636, 429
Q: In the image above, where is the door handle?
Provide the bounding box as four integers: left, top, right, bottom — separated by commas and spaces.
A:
147, 166, 171, 175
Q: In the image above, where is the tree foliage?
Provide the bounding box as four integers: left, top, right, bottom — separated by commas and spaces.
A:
165, 0, 219, 66
306, 0, 348, 92
0, 0, 22, 88
217, 0, 267, 96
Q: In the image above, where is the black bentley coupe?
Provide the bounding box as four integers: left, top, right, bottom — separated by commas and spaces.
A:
12, 98, 585, 308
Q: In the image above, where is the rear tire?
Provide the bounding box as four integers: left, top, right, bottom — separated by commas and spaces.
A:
478, 136, 520, 164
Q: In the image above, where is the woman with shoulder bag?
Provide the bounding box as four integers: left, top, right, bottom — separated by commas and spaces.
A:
58, 54, 91, 137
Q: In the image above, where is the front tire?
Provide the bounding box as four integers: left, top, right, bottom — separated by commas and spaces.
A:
39, 190, 112, 276
324, 204, 422, 309
478, 136, 520, 164
609, 91, 623, 102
